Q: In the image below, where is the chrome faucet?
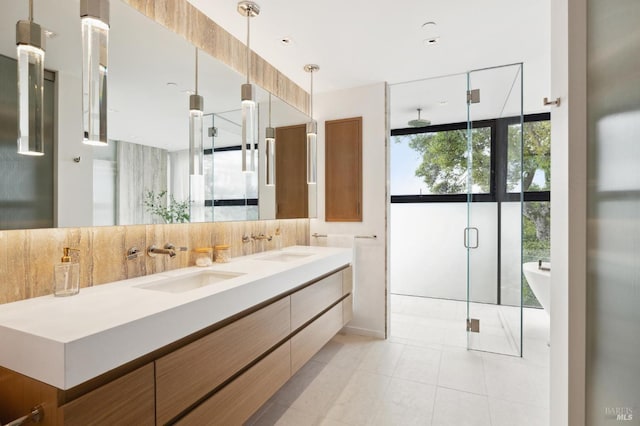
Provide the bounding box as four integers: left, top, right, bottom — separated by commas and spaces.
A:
148, 244, 177, 258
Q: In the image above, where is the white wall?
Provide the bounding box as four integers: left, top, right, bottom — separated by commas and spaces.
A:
311, 82, 388, 338
549, 0, 587, 424
55, 72, 94, 228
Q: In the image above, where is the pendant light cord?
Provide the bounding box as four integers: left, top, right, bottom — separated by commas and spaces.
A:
195, 47, 199, 95
246, 11, 250, 84
29, 0, 34, 21
310, 69, 314, 120
268, 92, 272, 127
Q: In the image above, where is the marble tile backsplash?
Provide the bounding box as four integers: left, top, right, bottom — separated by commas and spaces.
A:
0, 219, 309, 305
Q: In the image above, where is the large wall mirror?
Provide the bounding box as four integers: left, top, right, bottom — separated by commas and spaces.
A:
0, 0, 314, 230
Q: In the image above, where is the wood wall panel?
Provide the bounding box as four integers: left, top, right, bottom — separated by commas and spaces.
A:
325, 117, 363, 222
276, 125, 308, 219
155, 297, 291, 424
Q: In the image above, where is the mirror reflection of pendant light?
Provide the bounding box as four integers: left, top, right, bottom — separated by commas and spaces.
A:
189, 47, 205, 222
237, 1, 260, 173
304, 64, 319, 184
16, 0, 46, 156
81, 0, 110, 146
265, 93, 276, 186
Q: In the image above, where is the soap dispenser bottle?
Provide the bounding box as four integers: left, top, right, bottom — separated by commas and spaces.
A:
53, 247, 80, 297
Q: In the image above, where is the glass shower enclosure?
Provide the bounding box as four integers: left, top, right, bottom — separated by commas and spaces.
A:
389, 62, 524, 357
466, 63, 523, 356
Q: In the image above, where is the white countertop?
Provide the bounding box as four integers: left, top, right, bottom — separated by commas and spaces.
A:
0, 246, 352, 389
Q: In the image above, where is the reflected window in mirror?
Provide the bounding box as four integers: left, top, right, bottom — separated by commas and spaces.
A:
203, 111, 258, 222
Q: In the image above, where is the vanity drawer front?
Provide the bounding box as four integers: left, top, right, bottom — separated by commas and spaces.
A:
177, 342, 291, 425
61, 363, 154, 426
342, 266, 353, 295
343, 294, 353, 325
155, 297, 291, 424
291, 271, 343, 330
291, 302, 343, 374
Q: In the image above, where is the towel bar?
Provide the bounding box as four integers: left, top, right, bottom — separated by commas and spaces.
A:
311, 233, 377, 239
4, 405, 43, 426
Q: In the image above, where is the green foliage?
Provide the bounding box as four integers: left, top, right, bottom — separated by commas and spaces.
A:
507, 121, 551, 191
403, 121, 552, 308
143, 190, 190, 224
406, 128, 492, 193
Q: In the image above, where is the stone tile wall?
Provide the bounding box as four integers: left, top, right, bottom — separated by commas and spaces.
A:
0, 219, 309, 304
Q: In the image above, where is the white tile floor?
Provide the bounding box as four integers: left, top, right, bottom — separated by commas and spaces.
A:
247, 295, 550, 426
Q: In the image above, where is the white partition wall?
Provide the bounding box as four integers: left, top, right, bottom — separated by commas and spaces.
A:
390, 203, 497, 304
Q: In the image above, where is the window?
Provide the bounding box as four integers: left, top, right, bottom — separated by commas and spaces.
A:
507, 120, 551, 193
391, 124, 492, 197
390, 113, 550, 308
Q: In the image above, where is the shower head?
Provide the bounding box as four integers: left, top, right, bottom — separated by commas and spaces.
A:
408, 108, 431, 127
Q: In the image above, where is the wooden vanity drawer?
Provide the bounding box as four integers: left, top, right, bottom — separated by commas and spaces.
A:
177, 342, 291, 426
291, 271, 343, 331
291, 302, 343, 374
342, 266, 353, 295
155, 297, 291, 424
343, 294, 353, 325
61, 363, 154, 426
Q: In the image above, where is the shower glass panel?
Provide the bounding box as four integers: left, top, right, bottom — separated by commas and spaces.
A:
389, 72, 469, 303
466, 63, 523, 356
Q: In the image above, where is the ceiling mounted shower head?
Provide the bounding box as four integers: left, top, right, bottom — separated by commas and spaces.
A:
408, 108, 431, 127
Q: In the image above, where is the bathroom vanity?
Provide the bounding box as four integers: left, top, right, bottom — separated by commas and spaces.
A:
0, 246, 353, 425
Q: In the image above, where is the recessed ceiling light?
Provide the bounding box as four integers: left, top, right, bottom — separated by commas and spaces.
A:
439, 100, 448, 105
183, 89, 195, 95
280, 37, 293, 46
423, 37, 440, 46
421, 21, 437, 29
166, 82, 178, 87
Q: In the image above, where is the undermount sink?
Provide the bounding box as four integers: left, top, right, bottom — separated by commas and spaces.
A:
257, 252, 314, 262
135, 270, 245, 293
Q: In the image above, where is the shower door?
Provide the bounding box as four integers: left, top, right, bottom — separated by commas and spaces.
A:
466, 63, 523, 356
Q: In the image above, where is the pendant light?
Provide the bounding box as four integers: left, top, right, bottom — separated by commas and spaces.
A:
304, 64, 320, 184
237, 1, 260, 173
16, 0, 46, 156
80, 0, 109, 146
265, 93, 276, 186
189, 47, 205, 222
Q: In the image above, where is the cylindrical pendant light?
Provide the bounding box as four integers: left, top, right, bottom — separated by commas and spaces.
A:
304, 64, 320, 184
16, 0, 46, 156
265, 93, 276, 186
189, 48, 204, 222
237, 1, 260, 173
80, 0, 109, 146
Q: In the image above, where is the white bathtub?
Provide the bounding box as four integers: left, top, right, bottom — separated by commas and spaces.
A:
523, 262, 551, 316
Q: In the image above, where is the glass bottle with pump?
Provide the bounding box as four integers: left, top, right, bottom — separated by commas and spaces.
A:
53, 247, 80, 296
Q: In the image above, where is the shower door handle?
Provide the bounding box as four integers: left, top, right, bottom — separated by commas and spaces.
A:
464, 227, 479, 249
